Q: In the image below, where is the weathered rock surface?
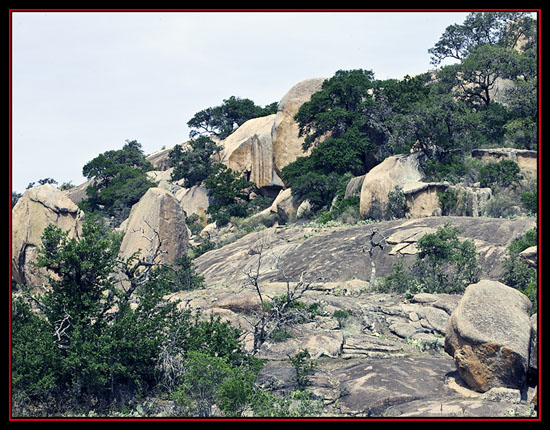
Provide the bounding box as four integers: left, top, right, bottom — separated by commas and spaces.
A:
220, 114, 281, 189
471, 148, 538, 178
118, 187, 188, 265
174, 184, 210, 222
185, 216, 538, 416
167, 274, 536, 417
271, 77, 325, 176
359, 152, 425, 220
194, 216, 536, 287
359, 152, 494, 219
445, 280, 534, 392
12, 184, 85, 287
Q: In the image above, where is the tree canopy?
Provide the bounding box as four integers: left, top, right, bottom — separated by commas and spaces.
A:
187, 96, 278, 140
79, 140, 156, 225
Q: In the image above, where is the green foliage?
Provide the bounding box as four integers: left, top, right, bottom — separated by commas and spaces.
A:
13, 219, 167, 412
386, 186, 406, 219
288, 349, 317, 390
382, 224, 481, 295
428, 12, 534, 65
332, 309, 350, 329
168, 136, 222, 187
508, 228, 537, 255
478, 159, 523, 189
500, 228, 537, 308
171, 350, 260, 417
317, 195, 360, 225
11, 219, 250, 417
187, 96, 277, 140
520, 188, 538, 216
79, 140, 156, 225
204, 163, 254, 226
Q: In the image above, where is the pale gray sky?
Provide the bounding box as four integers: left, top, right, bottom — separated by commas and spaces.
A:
11, 10, 471, 193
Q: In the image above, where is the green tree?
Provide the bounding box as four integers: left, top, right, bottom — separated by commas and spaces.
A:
80, 140, 156, 225
428, 11, 533, 65
478, 159, 523, 190
295, 69, 375, 157
11, 219, 208, 415
187, 96, 277, 140
204, 163, 254, 226
168, 136, 222, 187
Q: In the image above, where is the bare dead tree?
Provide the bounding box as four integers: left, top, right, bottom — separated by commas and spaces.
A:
120, 219, 168, 302
242, 240, 322, 355
363, 229, 387, 290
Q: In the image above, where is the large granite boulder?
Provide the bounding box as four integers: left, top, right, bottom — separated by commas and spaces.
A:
174, 184, 210, 222
445, 280, 534, 392
359, 152, 425, 220
271, 77, 326, 176
118, 187, 188, 265
220, 114, 281, 189
12, 184, 84, 287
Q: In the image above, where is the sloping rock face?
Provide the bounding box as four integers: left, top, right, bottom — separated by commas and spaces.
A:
118, 187, 188, 265
168, 271, 535, 416
12, 184, 84, 287
194, 216, 536, 287
445, 280, 534, 392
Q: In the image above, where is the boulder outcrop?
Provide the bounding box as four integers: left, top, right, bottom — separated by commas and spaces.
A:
445, 280, 534, 392
270, 77, 325, 176
174, 184, 210, 222
358, 152, 493, 220
218, 77, 326, 192
12, 184, 85, 287
220, 114, 281, 189
359, 152, 425, 219
118, 187, 188, 265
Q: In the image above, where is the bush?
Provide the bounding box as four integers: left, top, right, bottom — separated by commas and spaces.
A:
500, 228, 537, 308
169, 136, 222, 187
479, 159, 523, 189
317, 195, 360, 225
382, 223, 481, 295
205, 163, 254, 226
79, 140, 156, 226
386, 186, 407, 219
11, 219, 256, 417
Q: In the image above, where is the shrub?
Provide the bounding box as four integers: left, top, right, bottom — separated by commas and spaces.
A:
479, 159, 523, 189
79, 140, 156, 226
500, 228, 538, 308
205, 163, 254, 226
169, 136, 222, 187
332, 309, 350, 329
382, 223, 481, 295
11, 219, 255, 417
386, 186, 407, 219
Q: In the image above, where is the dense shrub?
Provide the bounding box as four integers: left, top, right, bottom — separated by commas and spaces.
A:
11, 219, 251, 417
500, 228, 538, 308
382, 224, 481, 296
478, 159, 523, 189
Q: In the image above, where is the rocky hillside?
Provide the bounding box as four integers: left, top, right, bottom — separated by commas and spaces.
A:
12, 72, 539, 417
170, 216, 537, 417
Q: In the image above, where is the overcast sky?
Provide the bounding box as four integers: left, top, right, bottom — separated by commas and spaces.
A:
10, 10, 472, 193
